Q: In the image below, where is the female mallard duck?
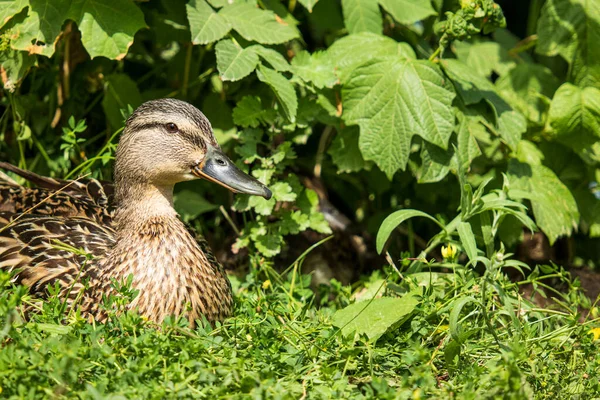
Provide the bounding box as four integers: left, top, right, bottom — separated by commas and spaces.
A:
0, 98, 271, 325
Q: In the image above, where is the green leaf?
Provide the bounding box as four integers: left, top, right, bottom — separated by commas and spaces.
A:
342, 0, 382, 34
291, 50, 338, 89
11, 0, 71, 57
496, 64, 560, 126
250, 45, 291, 72
256, 65, 298, 123
376, 209, 444, 253
536, 0, 600, 87
233, 96, 269, 128
270, 182, 297, 202
328, 126, 366, 173
547, 83, 600, 151
507, 160, 579, 245
331, 293, 420, 341
254, 232, 283, 257
67, 0, 146, 60
455, 114, 483, 169
102, 73, 142, 130
378, 0, 436, 25
457, 222, 477, 264
418, 141, 454, 183
0, 0, 27, 29
343, 59, 455, 178
0, 49, 36, 91
186, 0, 231, 45
327, 33, 416, 83
215, 39, 259, 81
449, 297, 477, 342
573, 187, 600, 238
453, 40, 515, 78
220, 2, 298, 44
442, 59, 525, 150
298, 0, 319, 12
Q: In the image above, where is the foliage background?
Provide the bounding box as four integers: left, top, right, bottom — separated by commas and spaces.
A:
1, 0, 600, 398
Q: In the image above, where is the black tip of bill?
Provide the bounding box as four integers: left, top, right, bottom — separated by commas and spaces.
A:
193, 146, 272, 200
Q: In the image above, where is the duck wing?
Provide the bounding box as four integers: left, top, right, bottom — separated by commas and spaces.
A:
0, 162, 113, 224
0, 163, 116, 306
0, 213, 115, 304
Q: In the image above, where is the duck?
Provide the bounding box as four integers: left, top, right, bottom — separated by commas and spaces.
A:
0, 98, 272, 325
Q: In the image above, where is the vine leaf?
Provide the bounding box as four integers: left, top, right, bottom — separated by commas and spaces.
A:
187, 0, 231, 45
341, 0, 382, 34
250, 45, 291, 72
220, 2, 298, 44
536, 0, 600, 87
68, 0, 146, 60
11, 0, 71, 57
507, 159, 579, 245
343, 58, 455, 178
547, 83, 600, 151
327, 33, 416, 83
0, 0, 27, 29
215, 39, 259, 81
378, 0, 436, 25
256, 65, 298, 123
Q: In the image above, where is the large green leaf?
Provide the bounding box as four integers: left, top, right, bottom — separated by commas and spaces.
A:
67, 0, 146, 60
536, 0, 600, 87
327, 32, 416, 83
496, 64, 560, 126
378, 0, 436, 25
546, 83, 600, 151
256, 65, 298, 123
215, 39, 259, 81
186, 0, 231, 45
442, 59, 525, 150
341, 0, 382, 34
291, 50, 338, 89
418, 141, 454, 183
220, 2, 298, 44
376, 209, 444, 253
332, 293, 420, 341
11, 0, 71, 57
343, 58, 455, 178
0, 0, 27, 29
507, 159, 579, 245
453, 40, 515, 78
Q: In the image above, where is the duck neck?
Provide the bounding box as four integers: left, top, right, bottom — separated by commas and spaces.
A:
113, 181, 178, 231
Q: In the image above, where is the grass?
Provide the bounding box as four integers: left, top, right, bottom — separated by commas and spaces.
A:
1, 253, 599, 399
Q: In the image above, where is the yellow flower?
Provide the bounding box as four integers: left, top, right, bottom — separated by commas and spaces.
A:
589, 327, 600, 341
262, 280, 271, 290
441, 244, 458, 260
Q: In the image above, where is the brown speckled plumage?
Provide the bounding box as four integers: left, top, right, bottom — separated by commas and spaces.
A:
0, 98, 271, 326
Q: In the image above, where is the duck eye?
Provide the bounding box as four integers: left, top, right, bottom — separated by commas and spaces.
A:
165, 123, 178, 133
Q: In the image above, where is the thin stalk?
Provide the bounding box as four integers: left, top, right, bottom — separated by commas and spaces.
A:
219, 205, 240, 236
182, 43, 193, 98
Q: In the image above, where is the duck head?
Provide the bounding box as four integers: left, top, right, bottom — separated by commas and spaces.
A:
114, 98, 272, 200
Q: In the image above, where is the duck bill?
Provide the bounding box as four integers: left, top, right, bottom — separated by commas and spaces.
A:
192, 146, 272, 200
